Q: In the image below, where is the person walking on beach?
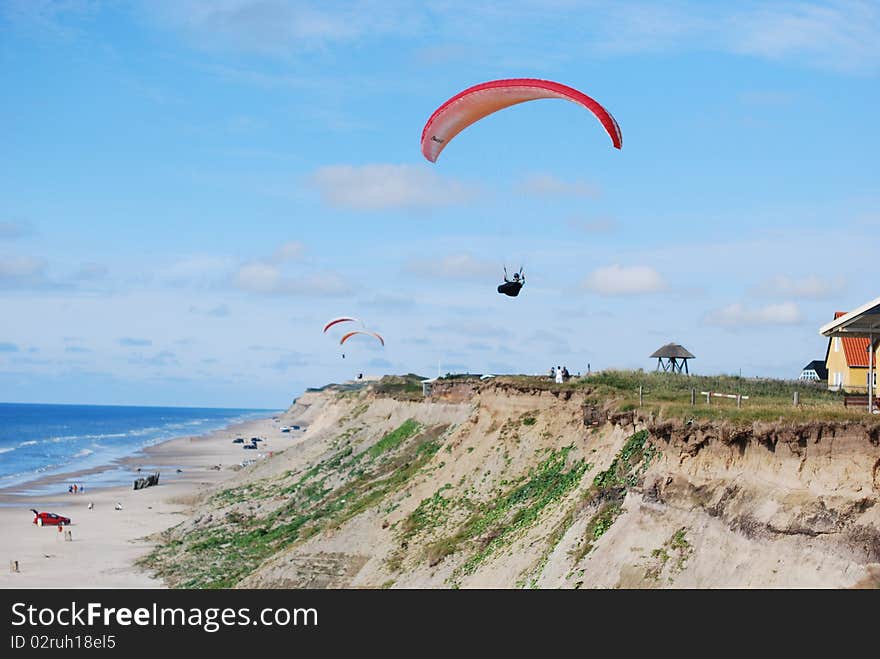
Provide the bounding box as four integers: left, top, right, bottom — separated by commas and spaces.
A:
73, 484, 77, 494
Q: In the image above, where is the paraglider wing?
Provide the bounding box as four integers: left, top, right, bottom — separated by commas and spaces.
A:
323, 317, 361, 333
420, 78, 622, 163
340, 330, 385, 347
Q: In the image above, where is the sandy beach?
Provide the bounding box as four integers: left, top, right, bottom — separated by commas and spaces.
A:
0, 414, 299, 588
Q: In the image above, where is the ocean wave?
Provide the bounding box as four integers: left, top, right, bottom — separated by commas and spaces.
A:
50, 431, 129, 443
0, 409, 272, 490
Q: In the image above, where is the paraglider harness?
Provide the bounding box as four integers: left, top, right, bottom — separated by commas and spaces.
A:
498, 267, 525, 297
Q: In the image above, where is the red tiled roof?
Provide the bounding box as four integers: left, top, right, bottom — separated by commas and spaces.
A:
842, 336, 873, 368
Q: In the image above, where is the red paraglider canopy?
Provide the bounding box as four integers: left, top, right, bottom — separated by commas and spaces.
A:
340, 330, 385, 347
323, 317, 361, 333
420, 78, 622, 163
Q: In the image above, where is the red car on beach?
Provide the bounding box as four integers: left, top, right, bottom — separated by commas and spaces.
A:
31, 509, 71, 526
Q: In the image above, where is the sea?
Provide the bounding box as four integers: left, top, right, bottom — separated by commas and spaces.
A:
0, 402, 276, 496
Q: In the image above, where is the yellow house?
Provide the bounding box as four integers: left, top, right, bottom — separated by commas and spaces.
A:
825, 311, 880, 392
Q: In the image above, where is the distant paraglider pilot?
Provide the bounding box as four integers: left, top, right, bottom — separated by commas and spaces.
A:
498, 267, 525, 297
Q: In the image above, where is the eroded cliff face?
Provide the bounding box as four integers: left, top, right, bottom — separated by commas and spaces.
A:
143, 381, 880, 589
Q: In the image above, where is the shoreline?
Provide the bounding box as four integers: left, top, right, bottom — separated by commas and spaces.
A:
0, 414, 281, 504
0, 411, 302, 588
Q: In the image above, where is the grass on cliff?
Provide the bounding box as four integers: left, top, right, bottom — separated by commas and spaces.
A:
497, 370, 869, 423
586, 370, 870, 423
571, 430, 659, 564
371, 374, 426, 400
420, 446, 591, 577
140, 419, 445, 588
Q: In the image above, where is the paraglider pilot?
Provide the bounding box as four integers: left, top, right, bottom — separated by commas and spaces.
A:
498, 267, 525, 297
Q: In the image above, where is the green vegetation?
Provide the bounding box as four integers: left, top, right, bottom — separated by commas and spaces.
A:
424, 447, 590, 577
402, 484, 456, 538
368, 419, 422, 458
372, 374, 426, 400
571, 430, 659, 564
581, 370, 859, 423
490, 370, 866, 424
593, 430, 656, 490
141, 419, 447, 588
645, 527, 693, 581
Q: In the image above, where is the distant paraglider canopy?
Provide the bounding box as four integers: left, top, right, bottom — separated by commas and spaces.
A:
421, 78, 622, 163
340, 330, 385, 347
323, 317, 362, 333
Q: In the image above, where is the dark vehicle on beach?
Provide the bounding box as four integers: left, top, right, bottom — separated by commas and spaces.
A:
31, 510, 71, 526
242, 443, 257, 450
232, 438, 244, 443
251, 437, 263, 442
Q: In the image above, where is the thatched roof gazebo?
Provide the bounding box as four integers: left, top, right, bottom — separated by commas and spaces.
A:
650, 343, 694, 374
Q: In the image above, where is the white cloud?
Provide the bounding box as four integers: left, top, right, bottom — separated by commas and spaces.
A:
235, 262, 280, 293
273, 241, 305, 262
119, 337, 153, 347
753, 274, 845, 299
22, 2, 879, 76
147, 0, 425, 57
207, 304, 231, 317
427, 320, 511, 339
727, 1, 880, 73
235, 262, 351, 296
567, 216, 617, 234
363, 293, 416, 311
268, 352, 309, 372
129, 350, 178, 367
0, 220, 33, 240
73, 262, 108, 281
596, 1, 880, 74
582, 265, 667, 296
405, 253, 497, 281
310, 164, 479, 210
0, 256, 48, 288
190, 303, 232, 318
704, 301, 804, 328
159, 255, 236, 287
520, 174, 600, 198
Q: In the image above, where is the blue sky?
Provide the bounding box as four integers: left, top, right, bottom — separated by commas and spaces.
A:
1, 1, 878, 408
